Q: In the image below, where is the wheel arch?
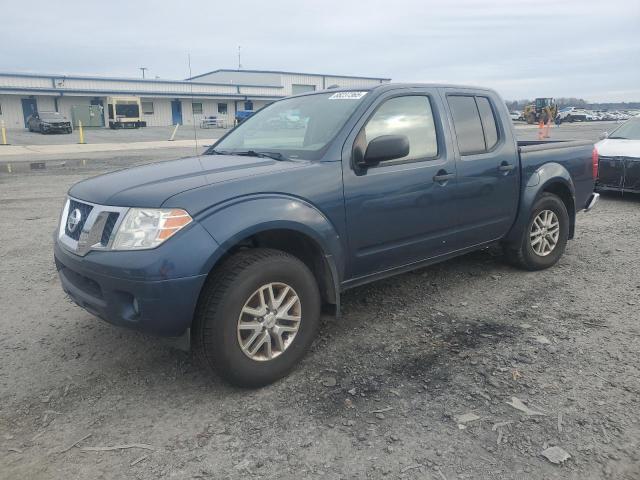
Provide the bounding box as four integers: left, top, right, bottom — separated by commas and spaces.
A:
540, 180, 575, 239
505, 163, 576, 244
197, 196, 344, 308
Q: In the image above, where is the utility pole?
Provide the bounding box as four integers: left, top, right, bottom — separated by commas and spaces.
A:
238, 46, 242, 70
139, 67, 148, 79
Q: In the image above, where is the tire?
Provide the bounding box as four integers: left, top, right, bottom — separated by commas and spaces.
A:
192, 248, 321, 387
504, 193, 569, 271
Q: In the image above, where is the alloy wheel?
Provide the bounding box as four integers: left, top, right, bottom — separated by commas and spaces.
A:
530, 209, 560, 256
237, 282, 301, 361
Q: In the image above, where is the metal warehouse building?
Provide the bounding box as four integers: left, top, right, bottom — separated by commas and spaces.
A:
0, 69, 390, 129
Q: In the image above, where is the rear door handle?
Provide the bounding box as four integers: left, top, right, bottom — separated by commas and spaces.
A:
498, 162, 515, 172
433, 172, 455, 183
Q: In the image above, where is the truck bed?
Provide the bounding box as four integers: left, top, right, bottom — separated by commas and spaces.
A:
517, 139, 595, 213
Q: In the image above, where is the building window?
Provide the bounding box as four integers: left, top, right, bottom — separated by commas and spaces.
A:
292, 84, 316, 95
244, 100, 253, 111
192, 102, 203, 114
141, 101, 154, 115
218, 103, 228, 115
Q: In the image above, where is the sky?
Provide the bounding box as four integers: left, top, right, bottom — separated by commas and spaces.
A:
1, 0, 639, 102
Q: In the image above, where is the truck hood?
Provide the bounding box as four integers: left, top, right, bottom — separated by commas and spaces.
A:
596, 138, 640, 158
69, 155, 310, 207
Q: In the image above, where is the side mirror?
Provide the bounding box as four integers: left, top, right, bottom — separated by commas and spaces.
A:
600, 132, 609, 140
360, 135, 410, 168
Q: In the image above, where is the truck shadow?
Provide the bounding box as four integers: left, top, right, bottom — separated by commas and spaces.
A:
56, 245, 521, 405
597, 190, 640, 204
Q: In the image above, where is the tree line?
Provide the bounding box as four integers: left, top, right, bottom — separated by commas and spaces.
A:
505, 98, 640, 111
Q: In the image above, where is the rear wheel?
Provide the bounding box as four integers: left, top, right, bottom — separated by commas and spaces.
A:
504, 193, 569, 271
192, 248, 321, 387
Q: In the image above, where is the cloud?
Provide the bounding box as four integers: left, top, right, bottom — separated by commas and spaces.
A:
0, 0, 638, 101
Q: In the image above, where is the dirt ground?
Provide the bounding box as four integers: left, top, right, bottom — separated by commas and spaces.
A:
1, 124, 639, 479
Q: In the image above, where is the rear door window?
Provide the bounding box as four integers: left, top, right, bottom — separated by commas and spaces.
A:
447, 95, 486, 155
476, 97, 499, 150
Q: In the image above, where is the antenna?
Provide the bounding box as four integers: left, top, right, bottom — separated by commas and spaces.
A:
238, 45, 242, 70
187, 54, 199, 157
139, 67, 148, 79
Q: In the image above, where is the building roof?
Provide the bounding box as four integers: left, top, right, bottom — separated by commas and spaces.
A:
0, 71, 280, 89
186, 68, 391, 82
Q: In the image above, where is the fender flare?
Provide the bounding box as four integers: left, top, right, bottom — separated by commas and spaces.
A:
505, 163, 576, 244
196, 194, 345, 304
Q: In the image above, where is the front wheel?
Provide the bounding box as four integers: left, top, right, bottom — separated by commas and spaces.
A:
192, 248, 321, 387
504, 193, 569, 271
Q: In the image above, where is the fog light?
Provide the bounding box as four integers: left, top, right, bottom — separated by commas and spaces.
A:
132, 297, 140, 315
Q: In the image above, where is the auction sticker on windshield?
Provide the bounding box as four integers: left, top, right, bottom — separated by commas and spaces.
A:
328, 92, 368, 100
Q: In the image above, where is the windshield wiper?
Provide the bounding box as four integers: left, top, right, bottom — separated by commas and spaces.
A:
608, 136, 628, 139
233, 150, 288, 161
206, 149, 289, 161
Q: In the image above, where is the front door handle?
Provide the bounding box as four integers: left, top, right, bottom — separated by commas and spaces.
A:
433, 172, 455, 183
498, 162, 515, 172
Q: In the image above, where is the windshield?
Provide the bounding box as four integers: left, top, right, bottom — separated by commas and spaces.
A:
40, 112, 65, 120
208, 91, 368, 160
609, 117, 640, 140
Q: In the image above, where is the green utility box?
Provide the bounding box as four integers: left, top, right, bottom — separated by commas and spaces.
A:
71, 105, 104, 127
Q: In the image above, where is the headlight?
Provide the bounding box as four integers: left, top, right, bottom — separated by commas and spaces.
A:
112, 208, 192, 250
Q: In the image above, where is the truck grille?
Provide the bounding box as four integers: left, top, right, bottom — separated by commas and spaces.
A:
101, 212, 120, 246
65, 200, 93, 240
59, 197, 127, 256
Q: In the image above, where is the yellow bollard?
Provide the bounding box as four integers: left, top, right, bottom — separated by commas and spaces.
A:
1, 120, 8, 145
168, 123, 180, 141
78, 120, 85, 144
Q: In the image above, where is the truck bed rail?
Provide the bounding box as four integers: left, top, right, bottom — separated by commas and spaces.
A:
518, 139, 593, 153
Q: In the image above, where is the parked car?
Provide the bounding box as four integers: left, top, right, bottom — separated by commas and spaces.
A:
509, 110, 522, 121
27, 111, 72, 134
595, 116, 640, 193
556, 107, 589, 123
584, 111, 597, 121
54, 84, 598, 387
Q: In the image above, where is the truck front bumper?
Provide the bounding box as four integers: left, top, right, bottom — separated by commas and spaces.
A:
54, 238, 209, 337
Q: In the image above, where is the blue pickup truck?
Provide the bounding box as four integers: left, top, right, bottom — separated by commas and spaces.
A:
54, 84, 598, 386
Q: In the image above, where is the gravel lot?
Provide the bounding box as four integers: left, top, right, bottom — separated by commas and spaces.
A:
1, 123, 638, 479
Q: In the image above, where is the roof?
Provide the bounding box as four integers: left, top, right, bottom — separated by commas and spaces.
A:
0, 71, 282, 89
186, 68, 391, 82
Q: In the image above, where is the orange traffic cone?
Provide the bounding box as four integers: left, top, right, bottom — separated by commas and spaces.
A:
537, 121, 545, 140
